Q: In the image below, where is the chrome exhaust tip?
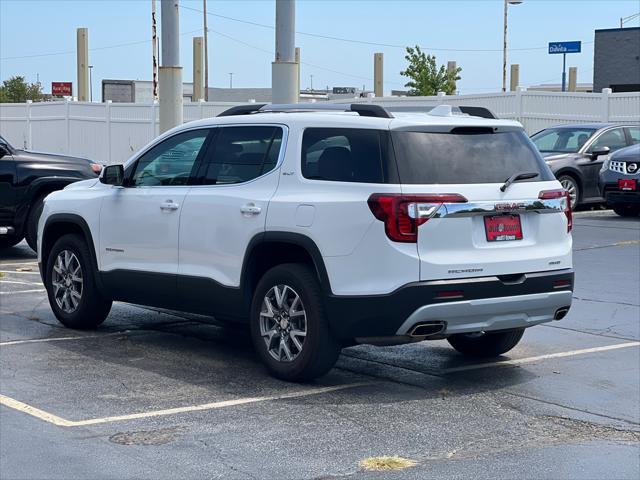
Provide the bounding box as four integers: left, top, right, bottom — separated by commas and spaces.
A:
409, 321, 447, 337
554, 307, 570, 320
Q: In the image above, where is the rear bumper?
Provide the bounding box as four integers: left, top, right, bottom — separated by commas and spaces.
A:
324, 269, 574, 340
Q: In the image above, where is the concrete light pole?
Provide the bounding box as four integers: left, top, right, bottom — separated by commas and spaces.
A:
502, 0, 522, 93
76, 27, 89, 101
159, 0, 183, 133
193, 37, 204, 101
374, 53, 383, 97
272, 0, 298, 104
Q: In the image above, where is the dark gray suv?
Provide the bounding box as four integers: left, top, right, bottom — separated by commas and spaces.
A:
531, 123, 640, 209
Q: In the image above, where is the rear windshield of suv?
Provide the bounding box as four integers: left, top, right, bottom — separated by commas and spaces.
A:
391, 129, 554, 184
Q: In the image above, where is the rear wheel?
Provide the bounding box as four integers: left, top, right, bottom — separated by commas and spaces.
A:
613, 205, 640, 217
558, 175, 579, 210
25, 195, 46, 252
250, 263, 341, 382
447, 328, 525, 357
0, 235, 23, 249
45, 233, 112, 329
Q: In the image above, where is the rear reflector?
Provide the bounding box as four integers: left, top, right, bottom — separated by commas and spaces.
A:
368, 193, 467, 243
435, 290, 464, 299
539, 189, 572, 233
553, 279, 571, 289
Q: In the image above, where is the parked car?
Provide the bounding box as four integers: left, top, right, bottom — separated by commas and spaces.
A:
0, 135, 102, 251
38, 103, 574, 381
599, 144, 640, 217
530, 123, 640, 210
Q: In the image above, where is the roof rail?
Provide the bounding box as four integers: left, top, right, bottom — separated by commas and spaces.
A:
217, 103, 394, 119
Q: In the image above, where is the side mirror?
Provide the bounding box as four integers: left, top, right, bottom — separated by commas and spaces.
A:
590, 146, 610, 160
0, 143, 9, 159
100, 164, 125, 186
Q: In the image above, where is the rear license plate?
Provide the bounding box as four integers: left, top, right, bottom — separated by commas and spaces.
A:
484, 214, 523, 242
618, 179, 637, 191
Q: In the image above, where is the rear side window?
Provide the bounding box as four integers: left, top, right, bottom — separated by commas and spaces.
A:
202, 126, 282, 185
301, 128, 391, 183
391, 129, 554, 184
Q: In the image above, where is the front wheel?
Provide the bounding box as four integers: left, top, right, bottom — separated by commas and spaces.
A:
447, 328, 525, 357
250, 263, 341, 382
45, 233, 112, 329
558, 175, 580, 210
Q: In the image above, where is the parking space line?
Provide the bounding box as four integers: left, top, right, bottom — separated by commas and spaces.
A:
0, 289, 46, 295
442, 341, 640, 373
0, 382, 373, 428
0, 262, 38, 267
0, 280, 43, 286
0, 331, 132, 346
0, 270, 41, 275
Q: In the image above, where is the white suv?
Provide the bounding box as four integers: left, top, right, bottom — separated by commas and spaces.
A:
38, 103, 574, 381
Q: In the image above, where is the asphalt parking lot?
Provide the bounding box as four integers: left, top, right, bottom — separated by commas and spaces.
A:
1, 211, 638, 480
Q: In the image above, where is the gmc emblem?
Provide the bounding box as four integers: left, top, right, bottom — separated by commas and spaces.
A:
495, 202, 526, 211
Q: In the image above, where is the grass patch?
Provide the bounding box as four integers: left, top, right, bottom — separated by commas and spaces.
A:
359, 456, 417, 471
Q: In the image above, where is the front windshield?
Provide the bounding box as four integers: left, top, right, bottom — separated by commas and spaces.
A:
531, 127, 597, 154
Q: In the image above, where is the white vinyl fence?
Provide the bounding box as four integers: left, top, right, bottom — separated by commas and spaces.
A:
1, 89, 639, 165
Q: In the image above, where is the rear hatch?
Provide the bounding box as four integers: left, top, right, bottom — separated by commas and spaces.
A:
390, 125, 573, 281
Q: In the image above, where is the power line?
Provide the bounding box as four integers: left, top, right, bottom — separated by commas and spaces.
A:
180, 4, 593, 53
0, 28, 203, 61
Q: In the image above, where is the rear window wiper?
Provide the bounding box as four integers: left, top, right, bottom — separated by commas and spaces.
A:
500, 171, 539, 192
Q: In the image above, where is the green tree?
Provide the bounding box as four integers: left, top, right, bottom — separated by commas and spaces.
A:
400, 46, 461, 96
0, 76, 43, 103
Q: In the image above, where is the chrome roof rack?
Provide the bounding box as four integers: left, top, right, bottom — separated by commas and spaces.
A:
217, 103, 394, 119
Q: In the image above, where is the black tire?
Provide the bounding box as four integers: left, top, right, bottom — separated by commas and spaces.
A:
613, 205, 640, 217
250, 263, 341, 382
558, 175, 580, 211
25, 195, 46, 252
0, 235, 23, 249
447, 328, 525, 358
45, 233, 112, 329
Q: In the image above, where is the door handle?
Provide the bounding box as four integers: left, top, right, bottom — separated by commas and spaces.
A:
160, 200, 179, 211
240, 203, 261, 216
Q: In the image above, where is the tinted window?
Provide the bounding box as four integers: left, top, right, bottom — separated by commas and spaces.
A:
131, 129, 209, 186
628, 127, 640, 145
589, 128, 628, 152
202, 126, 282, 185
392, 129, 554, 184
302, 128, 388, 183
531, 127, 596, 153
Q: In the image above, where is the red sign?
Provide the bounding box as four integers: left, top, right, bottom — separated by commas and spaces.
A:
52, 82, 72, 96
484, 214, 523, 242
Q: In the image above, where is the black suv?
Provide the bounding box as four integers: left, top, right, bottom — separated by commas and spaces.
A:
0, 135, 101, 251
531, 123, 639, 210
600, 144, 640, 217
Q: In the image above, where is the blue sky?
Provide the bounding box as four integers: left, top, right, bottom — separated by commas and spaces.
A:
1, 0, 638, 97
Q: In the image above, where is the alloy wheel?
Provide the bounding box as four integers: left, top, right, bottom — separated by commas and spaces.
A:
51, 250, 83, 313
560, 178, 578, 209
259, 284, 307, 362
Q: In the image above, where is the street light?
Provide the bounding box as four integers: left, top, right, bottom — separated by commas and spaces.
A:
502, 0, 523, 93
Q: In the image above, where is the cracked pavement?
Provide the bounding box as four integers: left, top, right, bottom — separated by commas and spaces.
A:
0, 211, 639, 479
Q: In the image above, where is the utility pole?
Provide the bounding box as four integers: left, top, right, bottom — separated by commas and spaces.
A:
272, 0, 298, 104
502, 0, 523, 93
295, 47, 300, 101
568, 67, 577, 92
193, 37, 204, 101
203, 0, 209, 101
159, 0, 183, 133
76, 27, 89, 101
228, 73, 233, 88
509, 64, 519, 92
89, 65, 94, 101
310, 74, 313, 90
152, 0, 159, 101
374, 52, 383, 97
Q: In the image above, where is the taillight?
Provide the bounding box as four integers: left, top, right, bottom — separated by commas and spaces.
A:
539, 189, 572, 233
368, 193, 467, 243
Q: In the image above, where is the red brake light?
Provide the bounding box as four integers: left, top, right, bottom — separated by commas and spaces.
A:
91, 163, 103, 175
539, 189, 572, 233
368, 193, 467, 243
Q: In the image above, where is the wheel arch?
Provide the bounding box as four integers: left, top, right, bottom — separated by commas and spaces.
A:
240, 232, 332, 305
41, 214, 100, 287
555, 169, 584, 201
